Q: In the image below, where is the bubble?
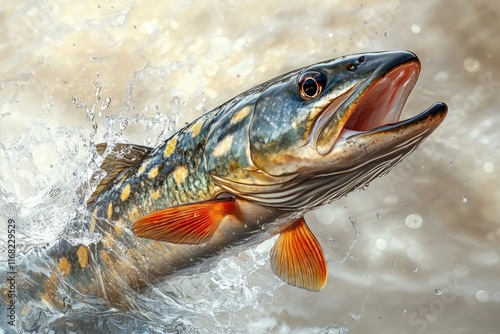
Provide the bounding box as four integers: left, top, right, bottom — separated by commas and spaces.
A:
461, 196, 468, 204
463, 58, 481, 72
484, 161, 495, 173
405, 213, 423, 229
376, 212, 382, 220
376, 239, 387, 250
434, 288, 443, 296
411, 24, 420, 34
377, 316, 381, 323
434, 71, 448, 82
401, 308, 407, 314
476, 290, 489, 303
328, 238, 335, 244
383, 32, 388, 37
413, 267, 418, 273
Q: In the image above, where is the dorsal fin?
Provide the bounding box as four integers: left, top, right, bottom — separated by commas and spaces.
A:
87, 143, 152, 205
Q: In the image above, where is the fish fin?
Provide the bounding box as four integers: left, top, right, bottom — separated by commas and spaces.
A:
132, 197, 236, 244
270, 217, 327, 291
87, 143, 152, 205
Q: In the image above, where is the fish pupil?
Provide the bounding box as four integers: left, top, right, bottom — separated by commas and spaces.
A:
303, 78, 318, 97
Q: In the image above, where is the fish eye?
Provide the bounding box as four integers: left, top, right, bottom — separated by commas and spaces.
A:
298, 71, 327, 100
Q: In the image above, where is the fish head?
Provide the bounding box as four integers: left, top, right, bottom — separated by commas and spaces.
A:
207, 51, 447, 210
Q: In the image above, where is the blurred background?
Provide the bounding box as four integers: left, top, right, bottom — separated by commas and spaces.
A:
0, 0, 499, 333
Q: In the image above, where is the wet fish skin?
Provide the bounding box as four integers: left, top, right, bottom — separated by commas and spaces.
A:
16, 51, 446, 308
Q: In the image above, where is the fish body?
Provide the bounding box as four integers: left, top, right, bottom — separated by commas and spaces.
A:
16, 51, 447, 308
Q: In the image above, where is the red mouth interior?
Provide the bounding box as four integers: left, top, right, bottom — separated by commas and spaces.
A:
344, 61, 420, 132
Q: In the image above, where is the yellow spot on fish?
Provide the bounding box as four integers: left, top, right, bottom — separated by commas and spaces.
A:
58, 257, 71, 276
190, 120, 203, 137
173, 165, 188, 184
164, 137, 177, 157
39, 273, 63, 309
128, 207, 141, 222
137, 164, 147, 176
102, 234, 114, 248
107, 202, 113, 219
151, 189, 161, 200
114, 219, 124, 236
90, 207, 98, 233
148, 166, 159, 179
213, 135, 234, 157
100, 250, 112, 266
120, 183, 131, 202
77, 246, 89, 269
230, 106, 251, 124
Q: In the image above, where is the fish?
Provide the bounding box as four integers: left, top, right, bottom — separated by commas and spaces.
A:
10, 50, 447, 309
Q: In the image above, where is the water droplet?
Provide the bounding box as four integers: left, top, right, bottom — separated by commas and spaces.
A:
377, 316, 381, 323
392, 261, 397, 267
328, 238, 335, 244
376, 212, 382, 220
199, 243, 206, 248
383, 32, 388, 37
435, 288, 443, 296
463, 58, 481, 72
405, 213, 423, 229
450, 160, 454, 166
413, 267, 418, 273
411, 24, 421, 34
461, 196, 468, 204
402, 308, 407, 314
100, 97, 111, 110
484, 161, 494, 173
120, 118, 128, 131
476, 290, 489, 303
114, 206, 120, 213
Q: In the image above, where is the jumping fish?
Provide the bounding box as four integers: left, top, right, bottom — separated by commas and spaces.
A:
16, 51, 447, 308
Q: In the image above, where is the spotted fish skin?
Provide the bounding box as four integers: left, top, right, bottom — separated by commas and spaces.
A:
44, 94, 269, 307
47, 110, 224, 306
16, 51, 447, 309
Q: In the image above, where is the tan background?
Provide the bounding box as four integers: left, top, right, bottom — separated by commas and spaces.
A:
0, 0, 499, 333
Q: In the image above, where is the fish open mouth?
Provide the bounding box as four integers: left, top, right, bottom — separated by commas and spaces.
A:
343, 60, 420, 133
316, 53, 447, 154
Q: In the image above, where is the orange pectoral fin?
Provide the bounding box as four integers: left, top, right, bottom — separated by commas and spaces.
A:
270, 217, 327, 291
131, 197, 236, 244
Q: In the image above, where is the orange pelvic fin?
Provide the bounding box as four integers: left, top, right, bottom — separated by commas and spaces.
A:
270, 217, 327, 291
131, 197, 236, 244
